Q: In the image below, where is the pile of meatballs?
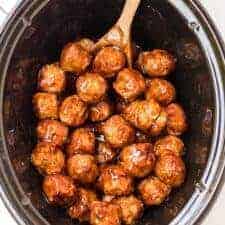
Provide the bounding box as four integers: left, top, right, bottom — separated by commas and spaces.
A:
32, 38, 187, 225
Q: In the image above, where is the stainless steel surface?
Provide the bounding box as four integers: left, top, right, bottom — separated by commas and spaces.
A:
0, 0, 224, 225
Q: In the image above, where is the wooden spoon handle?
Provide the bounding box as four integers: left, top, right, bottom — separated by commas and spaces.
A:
116, 0, 141, 41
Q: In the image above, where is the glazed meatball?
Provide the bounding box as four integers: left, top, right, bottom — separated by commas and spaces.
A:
154, 135, 184, 157
145, 79, 176, 105
120, 143, 155, 178
113, 68, 146, 101
166, 103, 187, 136
89, 101, 112, 122
113, 195, 143, 225
123, 99, 161, 131
148, 109, 167, 136
33, 92, 58, 119
98, 165, 133, 196
68, 188, 98, 222
137, 49, 176, 77
37, 119, 69, 146
93, 46, 126, 78
76, 72, 108, 103
155, 153, 186, 187
59, 95, 88, 127
101, 115, 135, 148
97, 142, 116, 164
77, 38, 95, 52
66, 128, 95, 156
43, 174, 76, 206
60, 42, 92, 73
67, 154, 98, 184
138, 176, 171, 206
31, 142, 65, 175
38, 63, 66, 93
90, 201, 122, 225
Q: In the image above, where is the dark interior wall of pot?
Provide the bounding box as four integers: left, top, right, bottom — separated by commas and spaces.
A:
2, 0, 214, 225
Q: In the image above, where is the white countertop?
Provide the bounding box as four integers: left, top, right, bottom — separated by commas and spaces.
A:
0, 0, 225, 224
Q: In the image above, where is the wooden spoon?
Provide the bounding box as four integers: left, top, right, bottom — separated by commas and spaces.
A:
92, 0, 141, 67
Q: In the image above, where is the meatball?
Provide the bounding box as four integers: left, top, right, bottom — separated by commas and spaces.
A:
60, 42, 92, 73
145, 79, 176, 105
76, 72, 108, 103
31, 142, 65, 175
137, 49, 176, 77
166, 103, 187, 136
93, 46, 126, 78
155, 153, 186, 187
38, 63, 66, 93
120, 143, 155, 178
113, 196, 143, 225
97, 142, 116, 164
154, 135, 184, 157
123, 99, 161, 131
67, 154, 98, 184
43, 174, 76, 206
148, 109, 167, 136
59, 95, 88, 127
36, 119, 69, 146
138, 176, 171, 206
89, 101, 112, 122
66, 128, 95, 156
97, 165, 133, 196
101, 115, 135, 148
77, 38, 95, 52
113, 68, 146, 101
68, 188, 98, 222
90, 201, 122, 225
33, 92, 58, 119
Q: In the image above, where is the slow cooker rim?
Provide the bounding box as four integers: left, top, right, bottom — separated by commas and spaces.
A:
0, 0, 225, 225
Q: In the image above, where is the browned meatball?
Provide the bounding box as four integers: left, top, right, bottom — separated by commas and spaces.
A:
33, 92, 58, 119
76, 72, 108, 103
137, 49, 176, 77
145, 79, 176, 105
68, 188, 98, 222
138, 176, 171, 206
93, 46, 126, 78
89, 101, 112, 122
31, 142, 65, 175
113, 68, 146, 101
120, 143, 155, 178
97, 165, 133, 196
67, 154, 98, 184
59, 95, 88, 127
77, 38, 95, 52
90, 201, 122, 225
155, 153, 186, 187
113, 195, 143, 225
60, 42, 92, 73
37, 119, 69, 146
166, 103, 187, 136
154, 135, 184, 157
38, 63, 66, 93
97, 142, 116, 164
101, 115, 135, 148
148, 109, 167, 136
123, 99, 161, 131
43, 174, 76, 206
66, 128, 95, 156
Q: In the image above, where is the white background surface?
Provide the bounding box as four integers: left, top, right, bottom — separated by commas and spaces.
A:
0, 0, 225, 224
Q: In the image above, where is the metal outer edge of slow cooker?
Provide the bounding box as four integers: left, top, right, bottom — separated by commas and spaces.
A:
0, 1, 225, 225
